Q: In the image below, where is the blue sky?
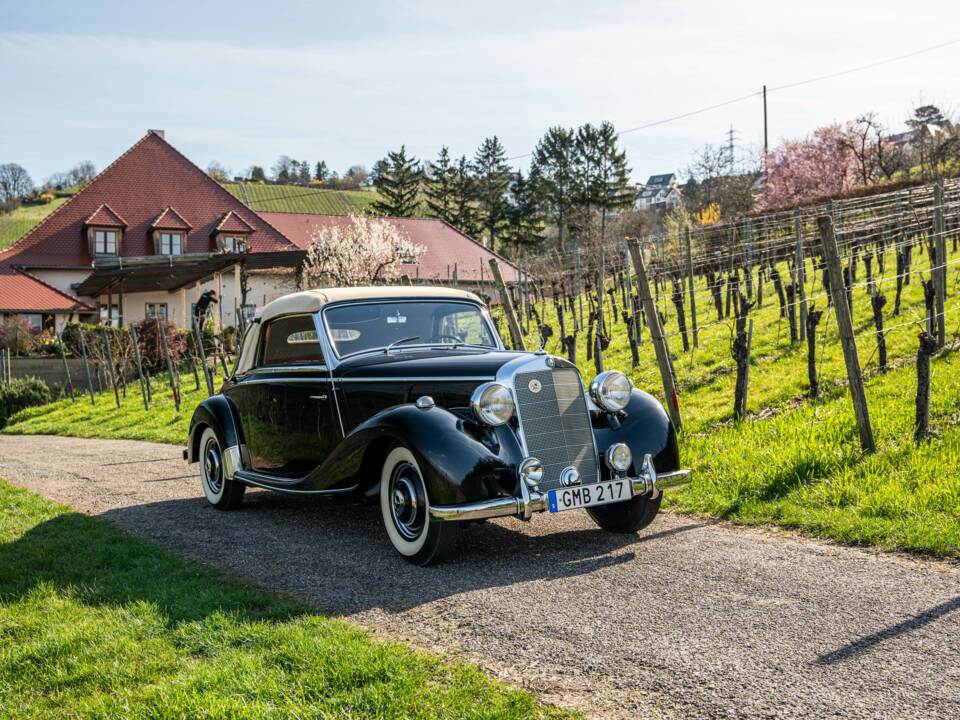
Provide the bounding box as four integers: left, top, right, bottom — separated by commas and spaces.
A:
1, 0, 958, 184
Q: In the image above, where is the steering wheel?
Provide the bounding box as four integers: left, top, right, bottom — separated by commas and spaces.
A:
425, 334, 464, 345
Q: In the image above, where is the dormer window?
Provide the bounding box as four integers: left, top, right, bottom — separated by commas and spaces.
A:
220, 235, 246, 253
83, 203, 127, 258
211, 211, 255, 254
160, 232, 182, 255
95, 229, 118, 254
150, 207, 192, 256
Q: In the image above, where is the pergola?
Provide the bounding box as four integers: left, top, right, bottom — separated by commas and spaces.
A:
74, 250, 306, 326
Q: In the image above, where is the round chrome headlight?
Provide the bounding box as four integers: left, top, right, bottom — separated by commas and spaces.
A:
605, 443, 633, 473
471, 382, 514, 426
590, 371, 633, 412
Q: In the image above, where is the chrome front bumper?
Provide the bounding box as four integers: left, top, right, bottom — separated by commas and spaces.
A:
429, 454, 691, 522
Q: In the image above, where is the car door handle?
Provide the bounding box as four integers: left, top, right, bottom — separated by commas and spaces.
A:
310, 394, 328, 401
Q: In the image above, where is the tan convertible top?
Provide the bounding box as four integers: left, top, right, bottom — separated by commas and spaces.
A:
257, 286, 483, 323
236, 286, 486, 374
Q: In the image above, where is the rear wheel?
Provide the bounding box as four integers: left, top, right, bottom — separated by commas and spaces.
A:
380, 446, 458, 565
587, 492, 661, 533
199, 427, 245, 510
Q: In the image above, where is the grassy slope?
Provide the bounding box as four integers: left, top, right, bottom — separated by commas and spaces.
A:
0, 198, 70, 250
491, 237, 960, 556
6, 237, 960, 555
0, 481, 570, 719
221, 181, 379, 215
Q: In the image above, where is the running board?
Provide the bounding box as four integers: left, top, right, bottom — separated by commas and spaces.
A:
233, 469, 358, 495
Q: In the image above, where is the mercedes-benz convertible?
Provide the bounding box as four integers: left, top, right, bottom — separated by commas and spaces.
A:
186, 287, 690, 565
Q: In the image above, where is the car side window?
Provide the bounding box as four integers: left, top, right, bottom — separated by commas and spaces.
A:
258, 314, 325, 366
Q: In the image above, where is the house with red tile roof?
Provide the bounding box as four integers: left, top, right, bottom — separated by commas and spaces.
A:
0, 130, 519, 332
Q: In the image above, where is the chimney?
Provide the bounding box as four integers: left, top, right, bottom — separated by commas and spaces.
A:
149, 129, 165, 139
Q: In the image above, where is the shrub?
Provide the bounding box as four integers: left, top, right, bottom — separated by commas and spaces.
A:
130, 319, 187, 372
0, 377, 52, 428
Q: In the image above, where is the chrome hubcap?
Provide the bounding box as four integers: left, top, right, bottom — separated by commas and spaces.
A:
390, 462, 425, 540
204, 439, 223, 494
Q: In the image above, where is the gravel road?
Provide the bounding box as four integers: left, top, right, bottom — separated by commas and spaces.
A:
2, 434, 959, 719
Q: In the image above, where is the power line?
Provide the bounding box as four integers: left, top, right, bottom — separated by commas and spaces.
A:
506, 36, 960, 162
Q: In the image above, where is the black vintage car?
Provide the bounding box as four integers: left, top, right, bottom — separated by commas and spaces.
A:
186, 287, 690, 564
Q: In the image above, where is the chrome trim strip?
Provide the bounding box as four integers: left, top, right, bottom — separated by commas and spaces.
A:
234, 468, 358, 495
340, 376, 496, 383
237, 377, 335, 385
246, 365, 329, 374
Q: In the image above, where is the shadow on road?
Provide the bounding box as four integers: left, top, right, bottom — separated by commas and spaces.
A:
91, 491, 711, 615
814, 595, 960, 665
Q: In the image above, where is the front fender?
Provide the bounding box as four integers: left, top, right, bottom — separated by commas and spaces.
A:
298, 404, 524, 505
590, 389, 679, 479
186, 394, 244, 464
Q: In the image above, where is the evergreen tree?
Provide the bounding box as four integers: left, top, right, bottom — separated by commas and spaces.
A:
248, 165, 266, 182
314, 161, 329, 182
505, 170, 543, 254
372, 145, 422, 217
473, 136, 511, 252
449, 155, 480, 237
424, 146, 456, 222
574, 122, 631, 245
297, 160, 311, 184
370, 158, 389, 185
530, 126, 577, 252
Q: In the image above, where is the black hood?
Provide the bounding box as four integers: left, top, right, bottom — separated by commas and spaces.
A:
336, 348, 529, 380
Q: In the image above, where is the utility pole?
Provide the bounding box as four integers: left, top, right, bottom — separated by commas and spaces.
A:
726, 126, 736, 169
762, 85, 768, 154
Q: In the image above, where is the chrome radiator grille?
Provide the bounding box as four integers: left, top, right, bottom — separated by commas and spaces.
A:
513, 368, 599, 492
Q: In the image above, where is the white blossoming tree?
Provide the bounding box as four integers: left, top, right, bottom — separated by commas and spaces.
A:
302, 214, 426, 286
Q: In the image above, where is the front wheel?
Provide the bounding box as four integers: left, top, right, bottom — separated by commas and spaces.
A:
587, 492, 662, 533
199, 427, 245, 510
380, 446, 458, 565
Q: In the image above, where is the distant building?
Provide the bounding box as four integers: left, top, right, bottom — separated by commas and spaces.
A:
0, 131, 519, 332
635, 173, 682, 211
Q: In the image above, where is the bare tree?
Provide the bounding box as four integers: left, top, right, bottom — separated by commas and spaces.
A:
682, 144, 760, 219
0, 163, 34, 203
69, 161, 96, 186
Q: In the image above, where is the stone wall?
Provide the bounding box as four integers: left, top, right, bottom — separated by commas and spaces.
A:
6, 356, 133, 393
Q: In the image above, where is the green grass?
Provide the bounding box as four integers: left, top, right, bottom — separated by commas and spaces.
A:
0, 198, 70, 250
0, 480, 573, 719
3, 370, 205, 444
6, 228, 960, 557
221, 181, 379, 215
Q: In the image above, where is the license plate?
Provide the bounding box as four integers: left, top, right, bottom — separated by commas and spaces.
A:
548, 479, 632, 513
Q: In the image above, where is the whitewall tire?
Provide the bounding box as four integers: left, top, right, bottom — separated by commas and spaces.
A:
199, 427, 245, 510
380, 445, 458, 565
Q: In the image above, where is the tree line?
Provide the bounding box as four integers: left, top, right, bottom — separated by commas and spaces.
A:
371, 122, 635, 256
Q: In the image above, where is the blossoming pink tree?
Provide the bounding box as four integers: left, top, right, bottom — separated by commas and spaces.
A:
303, 215, 426, 286
759, 123, 864, 209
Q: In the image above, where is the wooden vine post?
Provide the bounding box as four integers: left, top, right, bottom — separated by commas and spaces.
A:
128, 323, 149, 411
915, 331, 937, 442
157, 317, 180, 412
628, 238, 682, 430
795, 211, 808, 342
818, 215, 876, 452
77, 328, 96, 405
933, 180, 946, 348
488, 259, 525, 351
55, 328, 75, 402
193, 315, 215, 397
685, 227, 698, 348
100, 326, 121, 408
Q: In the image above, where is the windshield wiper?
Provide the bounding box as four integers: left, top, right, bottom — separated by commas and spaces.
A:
384, 336, 421, 354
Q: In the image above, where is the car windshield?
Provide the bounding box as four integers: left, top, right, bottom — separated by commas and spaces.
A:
324, 300, 498, 357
